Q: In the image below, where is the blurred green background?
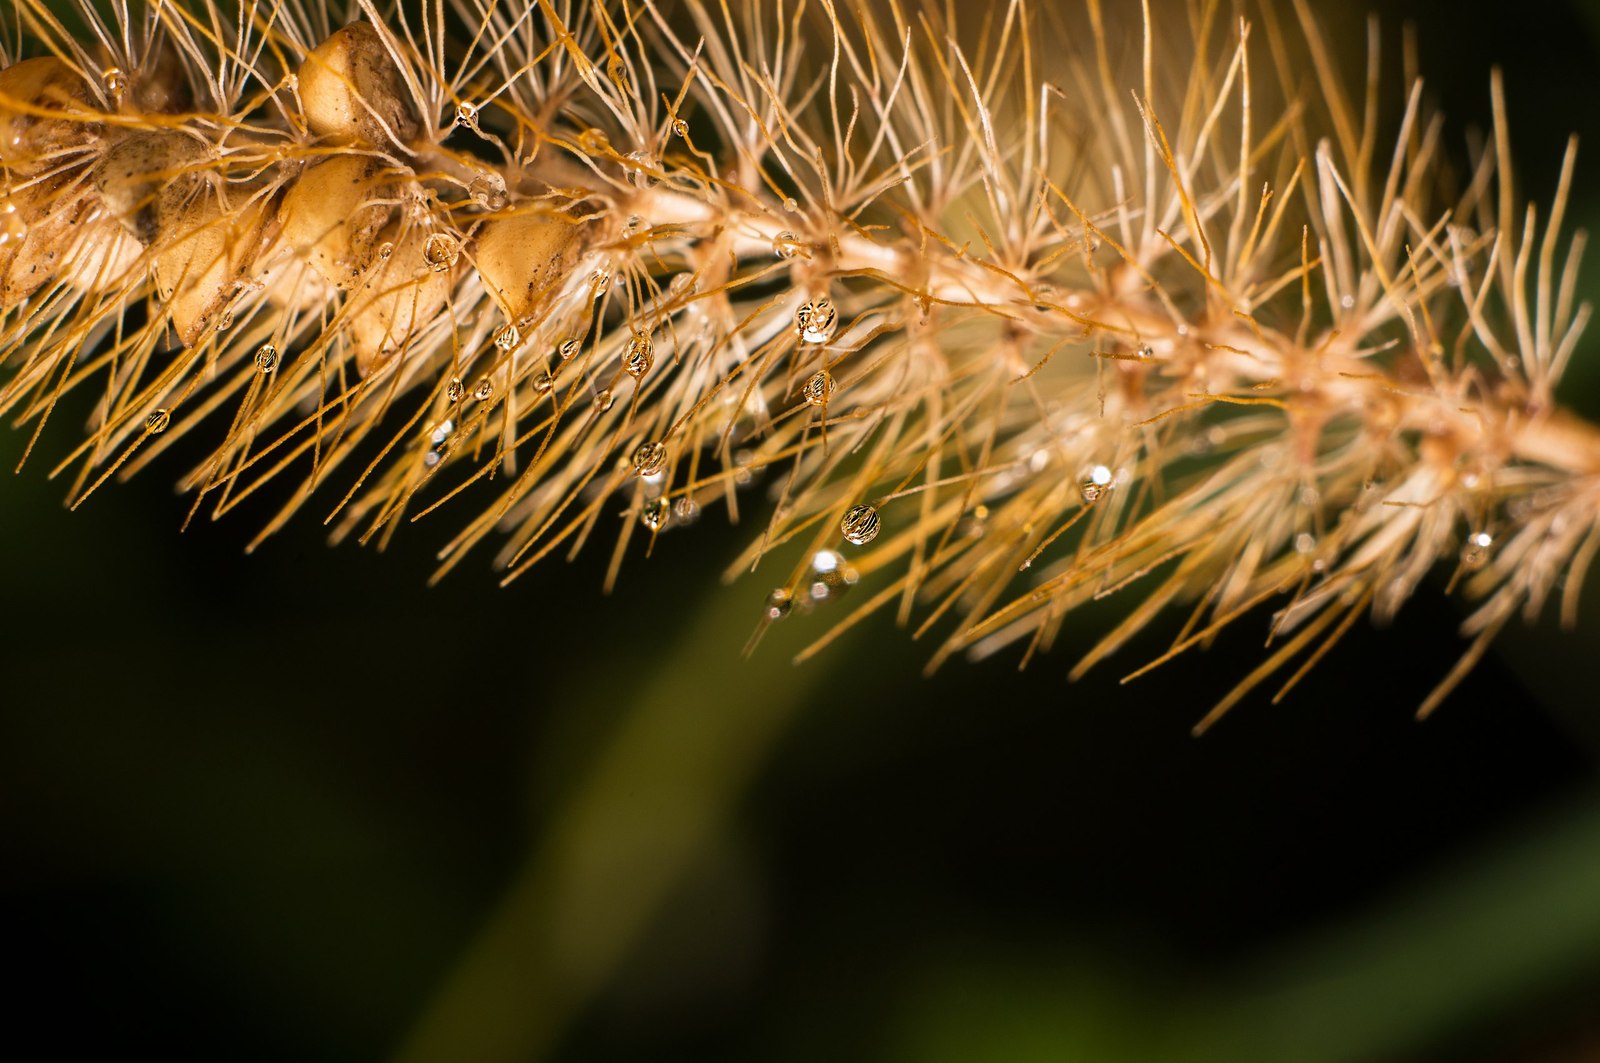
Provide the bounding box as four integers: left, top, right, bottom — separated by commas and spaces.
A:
4, 1, 1600, 1060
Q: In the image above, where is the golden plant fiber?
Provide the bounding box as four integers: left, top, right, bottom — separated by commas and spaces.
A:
2, 0, 1597, 728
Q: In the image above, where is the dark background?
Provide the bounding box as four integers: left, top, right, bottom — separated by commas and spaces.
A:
5, 1, 1600, 1060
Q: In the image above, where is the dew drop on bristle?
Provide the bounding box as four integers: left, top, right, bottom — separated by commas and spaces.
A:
530, 370, 553, 396
559, 338, 582, 361
469, 172, 507, 209
671, 117, 688, 137
102, 67, 126, 99
454, 101, 478, 127
1080, 464, 1113, 503
495, 323, 520, 351
589, 270, 611, 297
474, 378, 494, 401
803, 370, 835, 406
764, 588, 793, 620
145, 409, 171, 434
673, 497, 699, 524
625, 151, 656, 188
423, 232, 459, 272
255, 344, 277, 372
624, 332, 654, 378
773, 231, 799, 259
594, 388, 615, 412
641, 497, 669, 531
1460, 530, 1494, 571
841, 503, 881, 545
632, 441, 667, 476
796, 299, 837, 344
447, 377, 463, 403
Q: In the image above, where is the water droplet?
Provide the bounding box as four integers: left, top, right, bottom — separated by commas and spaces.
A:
803, 370, 836, 406
783, 196, 799, 213
455, 101, 479, 127
559, 338, 582, 361
1460, 530, 1494, 571
530, 370, 554, 396
376, 241, 395, 260
795, 299, 837, 344
773, 231, 799, 259
145, 408, 171, 434
673, 497, 699, 524
625, 150, 656, 188
632, 440, 667, 476
841, 503, 881, 546
474, 377, 494, 401
1294, 532, 1317, 556
1135, 343, 1154, 360
214, 307, 233, 331
578, 128, 609, 154
429, 419, 454, 446
802, 549, 858, 605
593, 388, 615, 412
764, 588, 793, 621
624, 332, 654, 378
1340, 293, 1356, 310
495, 323, 520, 351
640, 496, 670, 531
468, 172, 507, 209
447, 376, 464, 402
624, 213, 644, 232
423, 232, 459, 272
671, 117, 689, 137
254, 344, 278, 372
102, 67, 126, 99
589, 269, 611, 297
1080, 464, 1113, 504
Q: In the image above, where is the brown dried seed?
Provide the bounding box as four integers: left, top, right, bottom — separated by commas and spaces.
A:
298, 21, 420, 147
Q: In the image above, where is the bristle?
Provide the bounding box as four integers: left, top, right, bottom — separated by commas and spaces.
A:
2, 0, 1598, 727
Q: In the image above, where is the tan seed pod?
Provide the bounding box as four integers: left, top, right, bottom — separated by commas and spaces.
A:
153, 194, 272, 346
473, 210, 585, 324
344, 222, 453, 375
94, 130, 210, 245
277, 155, 396, 289
298, 21, 419, 147
0, 56, 96, 174
0, 178, 98, 308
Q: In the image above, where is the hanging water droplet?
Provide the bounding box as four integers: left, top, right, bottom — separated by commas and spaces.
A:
214, 307, 234, 332
783, 196, 799, 213
632, 440, 667, 476
1080, 464, 1113, 503
559, 338, 581, 361
454, 101, 479, 127
423, 232, 459, 272
594, 388, 615, 412
802, 548, 858, 605
530, 370, 554, 396
773, 231, 799, 259
764, 588, 793, 621
468, 172, 507, 210
102, 67, 126, 100
795, 299, 837, 344
671, 117, 689, 137
376, 241, 395, 260
841, 503, 881, 546
673, 496, 699, 524
474, 377, 494, 401
495, 323, 520, 351
625, 150, 656, 188
624, 332, 654, 378
803, 369, 836, 406
640, 496, 670, 531
447, 376, 463, 402
624, 214, 644, 232
1294, 532, 1317, 556
145, 408, 171, 434
1460, 530, 1494, 571
589, 269, 611, 297
1135, 343, 1154, 360
254, 344, 278, 372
